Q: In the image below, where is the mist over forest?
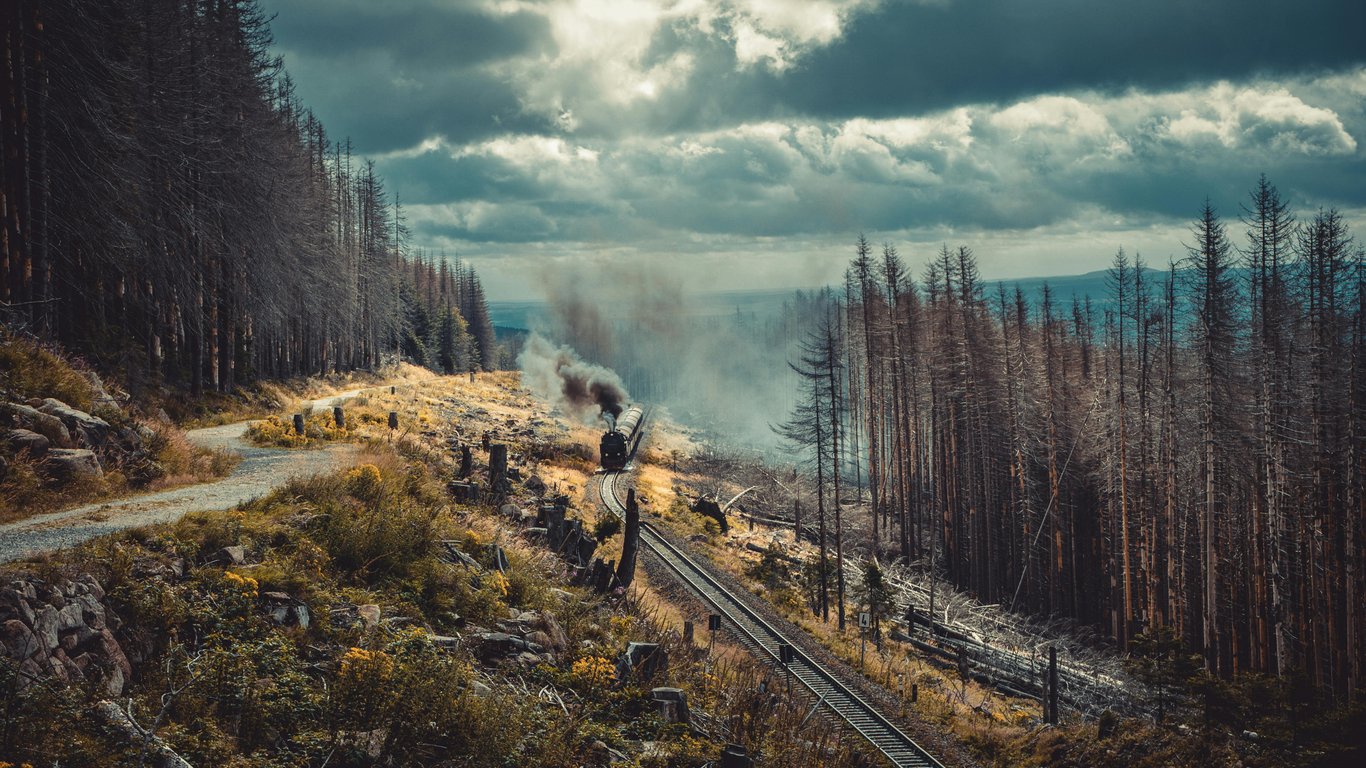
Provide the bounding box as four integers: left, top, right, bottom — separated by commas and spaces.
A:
499, 264, 1174, 453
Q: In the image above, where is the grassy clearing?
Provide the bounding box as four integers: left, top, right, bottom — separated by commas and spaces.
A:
242, 370, 532, 450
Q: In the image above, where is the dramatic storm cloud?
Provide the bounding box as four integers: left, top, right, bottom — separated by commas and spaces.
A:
261, 0, 1366, 297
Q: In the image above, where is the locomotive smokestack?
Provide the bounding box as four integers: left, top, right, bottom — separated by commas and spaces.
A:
519, 334, 631, 425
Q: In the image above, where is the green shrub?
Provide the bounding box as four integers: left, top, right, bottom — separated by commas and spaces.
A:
315, 496, 438, 583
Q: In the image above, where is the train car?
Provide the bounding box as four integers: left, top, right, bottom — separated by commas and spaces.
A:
600, 405, 644, 471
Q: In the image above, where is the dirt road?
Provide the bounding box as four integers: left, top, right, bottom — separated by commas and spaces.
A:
0, 389, 371, 564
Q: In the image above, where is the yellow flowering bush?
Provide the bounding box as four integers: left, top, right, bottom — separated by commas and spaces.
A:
223, 570, 260, 598
487, 571, 509, 598
340, 646, 394, 682
697, 671, 721, 694
246, 415, 310, 447
247, 412, 350, 448
609, 615, 633, 637
345, 463, 384, 500
334, 646, 396, 730
569, 655, 616, 689
312, 413, 349, 441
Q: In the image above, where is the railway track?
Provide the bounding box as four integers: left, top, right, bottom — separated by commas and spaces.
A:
598, 469, 946, 768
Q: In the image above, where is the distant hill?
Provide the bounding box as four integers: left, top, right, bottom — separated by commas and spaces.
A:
984, 266, 1172, 315
488, 268, 1177, 329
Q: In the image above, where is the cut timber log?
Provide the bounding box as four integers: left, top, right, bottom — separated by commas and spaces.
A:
92, 700, 194, 768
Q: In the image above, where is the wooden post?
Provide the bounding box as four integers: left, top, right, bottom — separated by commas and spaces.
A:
333, 406, 345, 429
459, 445, 472, 478
1047, 645, 1059, 724
911, 683, 918, 702
387, 411, 398, 430
390, 385, 395, 395
292, 413, 305, 435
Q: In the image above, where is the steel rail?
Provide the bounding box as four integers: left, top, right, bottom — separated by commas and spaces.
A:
598, 469, 946, 768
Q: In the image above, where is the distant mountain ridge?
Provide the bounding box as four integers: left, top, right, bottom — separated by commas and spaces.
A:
488, 267, 1178, 330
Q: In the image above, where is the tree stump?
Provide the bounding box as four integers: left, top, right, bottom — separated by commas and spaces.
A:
488, 443, 507, 487
720, 744, 751, 768
615, 488, 641, 588
651, 687, 690, 725
333, 406, 345, 429
293, 413, 305, 435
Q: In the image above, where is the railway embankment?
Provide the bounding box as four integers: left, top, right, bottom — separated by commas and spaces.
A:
1, 372, 901, 767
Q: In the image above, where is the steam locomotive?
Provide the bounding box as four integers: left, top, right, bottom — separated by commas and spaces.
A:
599, 405, 644, 471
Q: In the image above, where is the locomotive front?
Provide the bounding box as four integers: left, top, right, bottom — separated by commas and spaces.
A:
599, 405, 643, 470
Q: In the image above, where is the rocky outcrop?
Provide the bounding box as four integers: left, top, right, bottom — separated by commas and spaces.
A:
2, 394, 165, 496
2, 395, 168, 486
215, 545, 247, 565
0, 576, 131, 695
356, 604, 381, 629
523, 474, 546, 496
5, 428, 50, 457
46, 448, 104, 481
460, 607, 571, 666
81, 370, 122, 412
329, 602, 385, 631
2, 402, 72, 447
35, 397, 112, 445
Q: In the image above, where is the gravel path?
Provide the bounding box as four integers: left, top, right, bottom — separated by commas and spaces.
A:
0, 389, 372, 564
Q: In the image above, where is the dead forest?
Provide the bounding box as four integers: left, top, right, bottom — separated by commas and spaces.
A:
0, 0, 498, 389
5, 0, 1363, 717
776, 185, 1364, 701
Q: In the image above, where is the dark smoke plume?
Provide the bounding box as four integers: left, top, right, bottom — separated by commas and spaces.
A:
518, 333, 629, 426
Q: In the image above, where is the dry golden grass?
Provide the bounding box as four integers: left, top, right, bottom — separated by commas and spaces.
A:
0, 331, 100, 412
0, 452, 122, 524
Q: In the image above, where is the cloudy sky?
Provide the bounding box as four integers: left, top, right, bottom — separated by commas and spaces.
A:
261, 0, 1366, 300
